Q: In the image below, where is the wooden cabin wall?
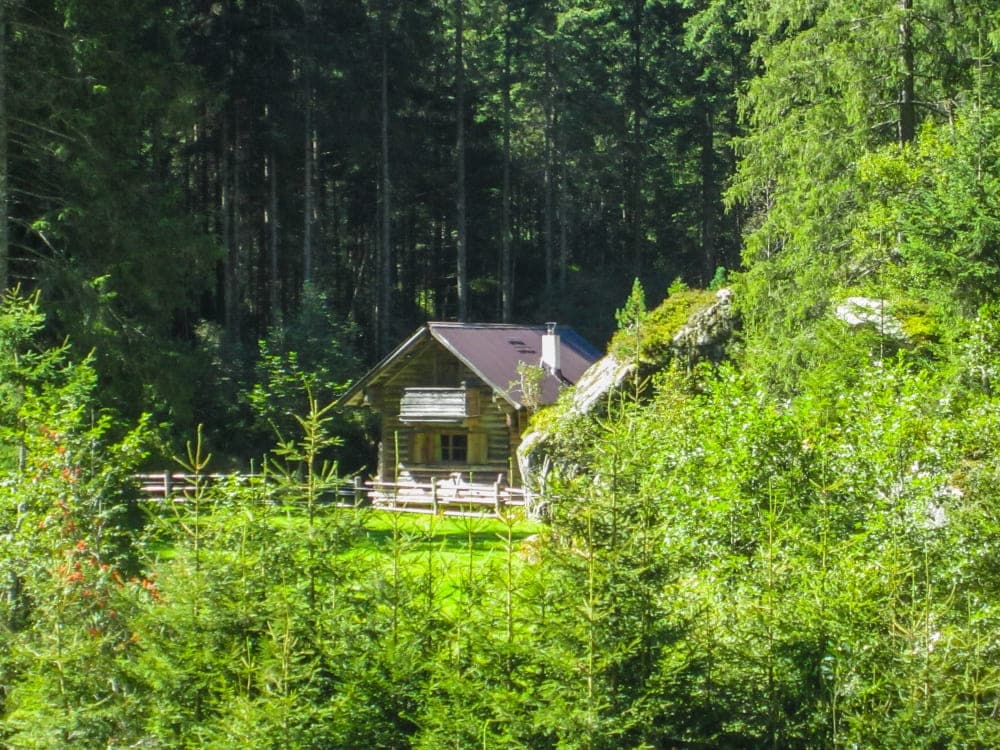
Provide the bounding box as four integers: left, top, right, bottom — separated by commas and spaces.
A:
368, 339, 520, 486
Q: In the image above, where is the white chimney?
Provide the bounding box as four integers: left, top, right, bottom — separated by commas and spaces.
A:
541, 322, 561, 375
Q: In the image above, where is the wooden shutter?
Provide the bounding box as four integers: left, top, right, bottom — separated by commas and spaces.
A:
410, 431, 437, 464
467, 432, 488, 464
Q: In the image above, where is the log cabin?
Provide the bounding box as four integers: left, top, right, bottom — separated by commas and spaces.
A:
338, 322, 600, 490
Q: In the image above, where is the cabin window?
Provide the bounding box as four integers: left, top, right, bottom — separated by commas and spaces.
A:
409, 430, 486, 466
440, 433, 468, 463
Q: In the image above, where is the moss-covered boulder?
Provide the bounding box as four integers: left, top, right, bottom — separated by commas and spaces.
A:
609, 286, 735, 374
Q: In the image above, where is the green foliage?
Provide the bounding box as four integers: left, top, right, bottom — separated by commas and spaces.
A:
0, 288, 58, 465
245, 286, 373, 472
5, 3, 1000, 744
6, 0, 215, 433
641, 287, 718, 362
893, 297, 946, 351
856, 113, 1000, 309
729, 0, 1000, 394
536, 350, 1000, 747
613, 277, 647, 341
2, 291, 1000, 745
511, 360, 545, 413
667, 276, 689, 296
959, 302, 1000, 394
0, 291, 153, 747
708, 265, 728, 290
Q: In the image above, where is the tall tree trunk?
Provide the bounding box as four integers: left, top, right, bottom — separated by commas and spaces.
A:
0, 0, 8, 291
268, 147, 280, 327
303, 101, 315, 287
455, 0, 468, 322
302, 0, 315, 288
500, 3, 513, 322
898, 0, 915, 144
266, 3, 280, 327
700, 104, 717, 281
223, 104, 242, 345
378, 0, 393, 352
219, 0, 241, 345
221, 115, 234, 339
628, 0, 644, 276
558, 114, 569, 293
542, 8, 555, 306
543, 131, 554, 305
198, 109, 211, 230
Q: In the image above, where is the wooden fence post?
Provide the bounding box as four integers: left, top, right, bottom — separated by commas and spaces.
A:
431, 479, 439, 515
493, 477, 503, 517
163, 471, 171, 499
353, 476, 365, 507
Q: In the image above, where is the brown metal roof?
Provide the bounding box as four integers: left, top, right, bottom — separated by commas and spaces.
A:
338, 322, 601, 409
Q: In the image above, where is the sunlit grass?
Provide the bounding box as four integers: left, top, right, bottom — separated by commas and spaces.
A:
354, 510, 545, 612
360, 510, 543, 553
137, 498, 544, 572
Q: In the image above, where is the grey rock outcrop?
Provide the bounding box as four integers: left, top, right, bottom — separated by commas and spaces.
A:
672, 287, 735, 355
834, 297, 906, 340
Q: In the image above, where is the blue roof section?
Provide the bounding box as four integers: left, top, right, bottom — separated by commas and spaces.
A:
338, 322, 601, 409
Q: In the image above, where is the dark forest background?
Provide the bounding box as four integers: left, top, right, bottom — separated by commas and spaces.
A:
4, 0, 999, 465
1, 0, 746, 461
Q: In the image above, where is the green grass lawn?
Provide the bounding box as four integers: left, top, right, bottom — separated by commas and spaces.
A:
349, 510, 544, 582
135, 500, 549, 622
141, 498, 544, 572
360, 510, 543, 555
349, 511, 546, 611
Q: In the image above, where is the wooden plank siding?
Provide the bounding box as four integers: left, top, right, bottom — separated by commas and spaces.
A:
399, 387, 479, 422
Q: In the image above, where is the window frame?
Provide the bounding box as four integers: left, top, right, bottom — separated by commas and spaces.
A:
440, 432, 468, 463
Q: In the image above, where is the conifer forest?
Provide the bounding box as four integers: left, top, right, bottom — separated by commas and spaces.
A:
2, 0, 1000, 747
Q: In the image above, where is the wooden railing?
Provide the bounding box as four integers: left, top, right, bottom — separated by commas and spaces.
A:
366, 477, 525, 518
134, 472, 526, 519
135, 472, 236, 500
